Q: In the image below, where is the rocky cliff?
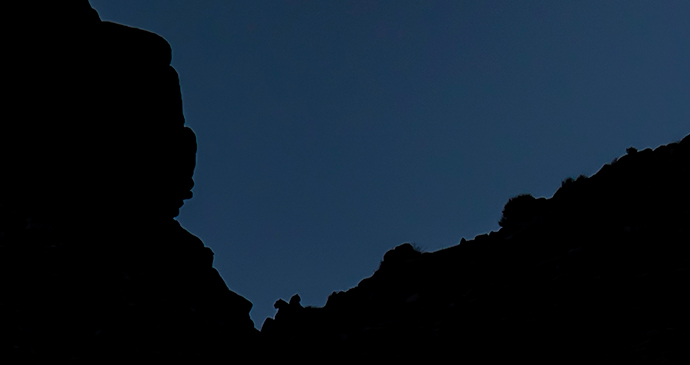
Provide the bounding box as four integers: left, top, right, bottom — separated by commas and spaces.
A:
263, 135, 689, 364
3, 2, 688, 364
1, 2, 256, 363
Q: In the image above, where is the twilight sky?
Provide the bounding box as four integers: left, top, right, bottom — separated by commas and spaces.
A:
88, 0, 689, 328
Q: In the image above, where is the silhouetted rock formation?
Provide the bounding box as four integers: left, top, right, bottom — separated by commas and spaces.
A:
1, 2, 256, 363
264, 135, 689, 363
3, 1, 192, 223
5, 2, 688, 363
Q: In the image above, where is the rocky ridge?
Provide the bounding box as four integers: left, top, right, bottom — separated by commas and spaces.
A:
2, 2, 689, 364
263, 135, 690, 364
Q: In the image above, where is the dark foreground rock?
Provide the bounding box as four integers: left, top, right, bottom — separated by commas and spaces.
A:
2, 1, 194, 223
0, 216, 257, 363
1, 1, 257, 363
264, 135, 690, 364
3, 1, 688, 363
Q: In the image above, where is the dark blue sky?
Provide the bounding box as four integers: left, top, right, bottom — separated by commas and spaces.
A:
89, 0, 689, 328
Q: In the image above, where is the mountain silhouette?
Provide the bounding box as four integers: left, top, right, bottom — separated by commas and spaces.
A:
1, 1, 688, 364
263, 135, 689, 363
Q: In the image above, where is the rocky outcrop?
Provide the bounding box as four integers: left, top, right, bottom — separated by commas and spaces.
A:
3, 1, 193, 223
264, 135, 690, 363
1, 2, 256, 363
4, 2, 687, 363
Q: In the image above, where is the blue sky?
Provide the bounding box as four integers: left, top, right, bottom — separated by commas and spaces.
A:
89, 0, 689, 328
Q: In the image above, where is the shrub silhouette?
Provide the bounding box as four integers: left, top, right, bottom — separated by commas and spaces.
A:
409, 242, 425, 253
499, 193, 536, 229
561, 177, 575, 187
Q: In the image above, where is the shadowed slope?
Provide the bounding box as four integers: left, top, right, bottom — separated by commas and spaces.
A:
264, 135, 689, 363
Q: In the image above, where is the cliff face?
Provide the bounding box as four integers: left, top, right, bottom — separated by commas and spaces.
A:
263, 135, 690, 363
1, 2, 256, 363
3, 1, 192, 223
3, 2, 688, 364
